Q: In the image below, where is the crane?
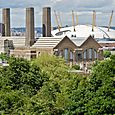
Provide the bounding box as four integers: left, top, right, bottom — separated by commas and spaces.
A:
54, 10, 60, 31
72, 10, 76, 32
108, 10, 114, 32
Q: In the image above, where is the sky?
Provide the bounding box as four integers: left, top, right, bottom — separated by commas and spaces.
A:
0, 0, 115, 27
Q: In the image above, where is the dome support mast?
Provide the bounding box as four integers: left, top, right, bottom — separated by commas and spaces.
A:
108, 10, 114, 32
58, 12, 62, 28
92, 10, 96, 32
54, 10, 60, 32
76, 12, 78, 26
72, 10, 76, 32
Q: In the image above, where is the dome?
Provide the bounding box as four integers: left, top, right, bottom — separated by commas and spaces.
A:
51, 25, 115, 39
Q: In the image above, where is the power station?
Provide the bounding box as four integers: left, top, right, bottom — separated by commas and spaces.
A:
0, 7, 115, 64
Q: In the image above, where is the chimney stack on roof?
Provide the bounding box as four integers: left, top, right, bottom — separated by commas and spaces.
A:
2, 8, 10, 36
25, 7, 35, 47
42, 7, 51, 37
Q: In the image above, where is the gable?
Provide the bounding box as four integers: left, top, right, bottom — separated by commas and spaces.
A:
54, 36, 77, 49
80, 36, 102, 49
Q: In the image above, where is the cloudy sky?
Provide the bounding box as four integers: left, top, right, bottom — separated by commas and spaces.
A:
0, 0, 115, 27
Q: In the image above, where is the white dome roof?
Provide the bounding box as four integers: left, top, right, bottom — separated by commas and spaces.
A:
51, 25, 115, 39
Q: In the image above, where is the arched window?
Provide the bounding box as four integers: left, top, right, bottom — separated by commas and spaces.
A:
64, 48, 68, 62
89, 48, 93, 59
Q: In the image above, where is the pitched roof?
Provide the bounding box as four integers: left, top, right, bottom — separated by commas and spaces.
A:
54, 36, 77, 49
34, 35, 100, 49
32, 37, 62, 48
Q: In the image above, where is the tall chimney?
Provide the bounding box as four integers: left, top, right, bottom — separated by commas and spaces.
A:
2, 8, 10, 36
42, 7, 51, 37
25, 7, 35, 47
1, 23, 5, 36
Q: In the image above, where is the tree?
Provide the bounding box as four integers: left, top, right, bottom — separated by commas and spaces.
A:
0, 54, 114, 114
103, 50, 111, 58
29, 54, 115, 114
0, 57, 47, 96
84, 58, 115, 114
0, 56, 48, 114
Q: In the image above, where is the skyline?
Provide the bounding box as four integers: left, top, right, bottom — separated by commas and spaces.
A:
0, 0, 115, 27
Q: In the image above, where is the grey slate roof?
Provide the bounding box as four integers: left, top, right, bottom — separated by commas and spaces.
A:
32, 37, 62, 48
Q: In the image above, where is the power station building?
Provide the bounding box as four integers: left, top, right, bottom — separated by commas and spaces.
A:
1, 7, 113, 63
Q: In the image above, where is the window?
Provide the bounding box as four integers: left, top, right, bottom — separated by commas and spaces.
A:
83, 50, 87, 59
64, 48, 68, 61
78, 53, 82, 61
94, 49, 97, 59
70, 50, 73, 61
89, 48, 92, 59
31, 51, 36, 59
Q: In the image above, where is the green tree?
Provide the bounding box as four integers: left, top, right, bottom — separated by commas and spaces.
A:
103, 50, 111, 58
63, 56, 115, 114
0, 56, 48, 114
0, 54, 114, 114
0, 57, 48, 96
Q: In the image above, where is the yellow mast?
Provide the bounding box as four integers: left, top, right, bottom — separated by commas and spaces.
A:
108, 10, 114, 32
72, 10, 76, 32
58, 12, 62, 28
76, 12, 78, 26
54, 10, 60, 31
94, 11, 96, 26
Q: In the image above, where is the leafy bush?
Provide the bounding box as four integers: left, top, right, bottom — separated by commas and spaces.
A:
72, 64, 80, 70
103, 50, 111, 58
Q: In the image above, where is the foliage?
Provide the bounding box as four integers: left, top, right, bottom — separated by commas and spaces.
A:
30, 54, 115, 114
103, 50, 111, 58
72, 64, 80, 70
32, 54, 68, 80
0, 53, 10, 62
0, 54, 115, 114
0, 56, 48, 114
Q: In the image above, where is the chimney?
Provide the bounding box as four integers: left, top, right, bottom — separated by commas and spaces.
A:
25, 7, 35, 47
2, 8, 10, 36
42, 7, 51, 37
1, 23, 5, 36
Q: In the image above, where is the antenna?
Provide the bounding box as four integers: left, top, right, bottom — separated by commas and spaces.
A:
54, 10, 60, 31
108, 10, 114, 32
72, 10, 76, 32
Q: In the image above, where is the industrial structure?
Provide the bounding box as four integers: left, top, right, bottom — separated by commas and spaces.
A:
0, 7, 115, 64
